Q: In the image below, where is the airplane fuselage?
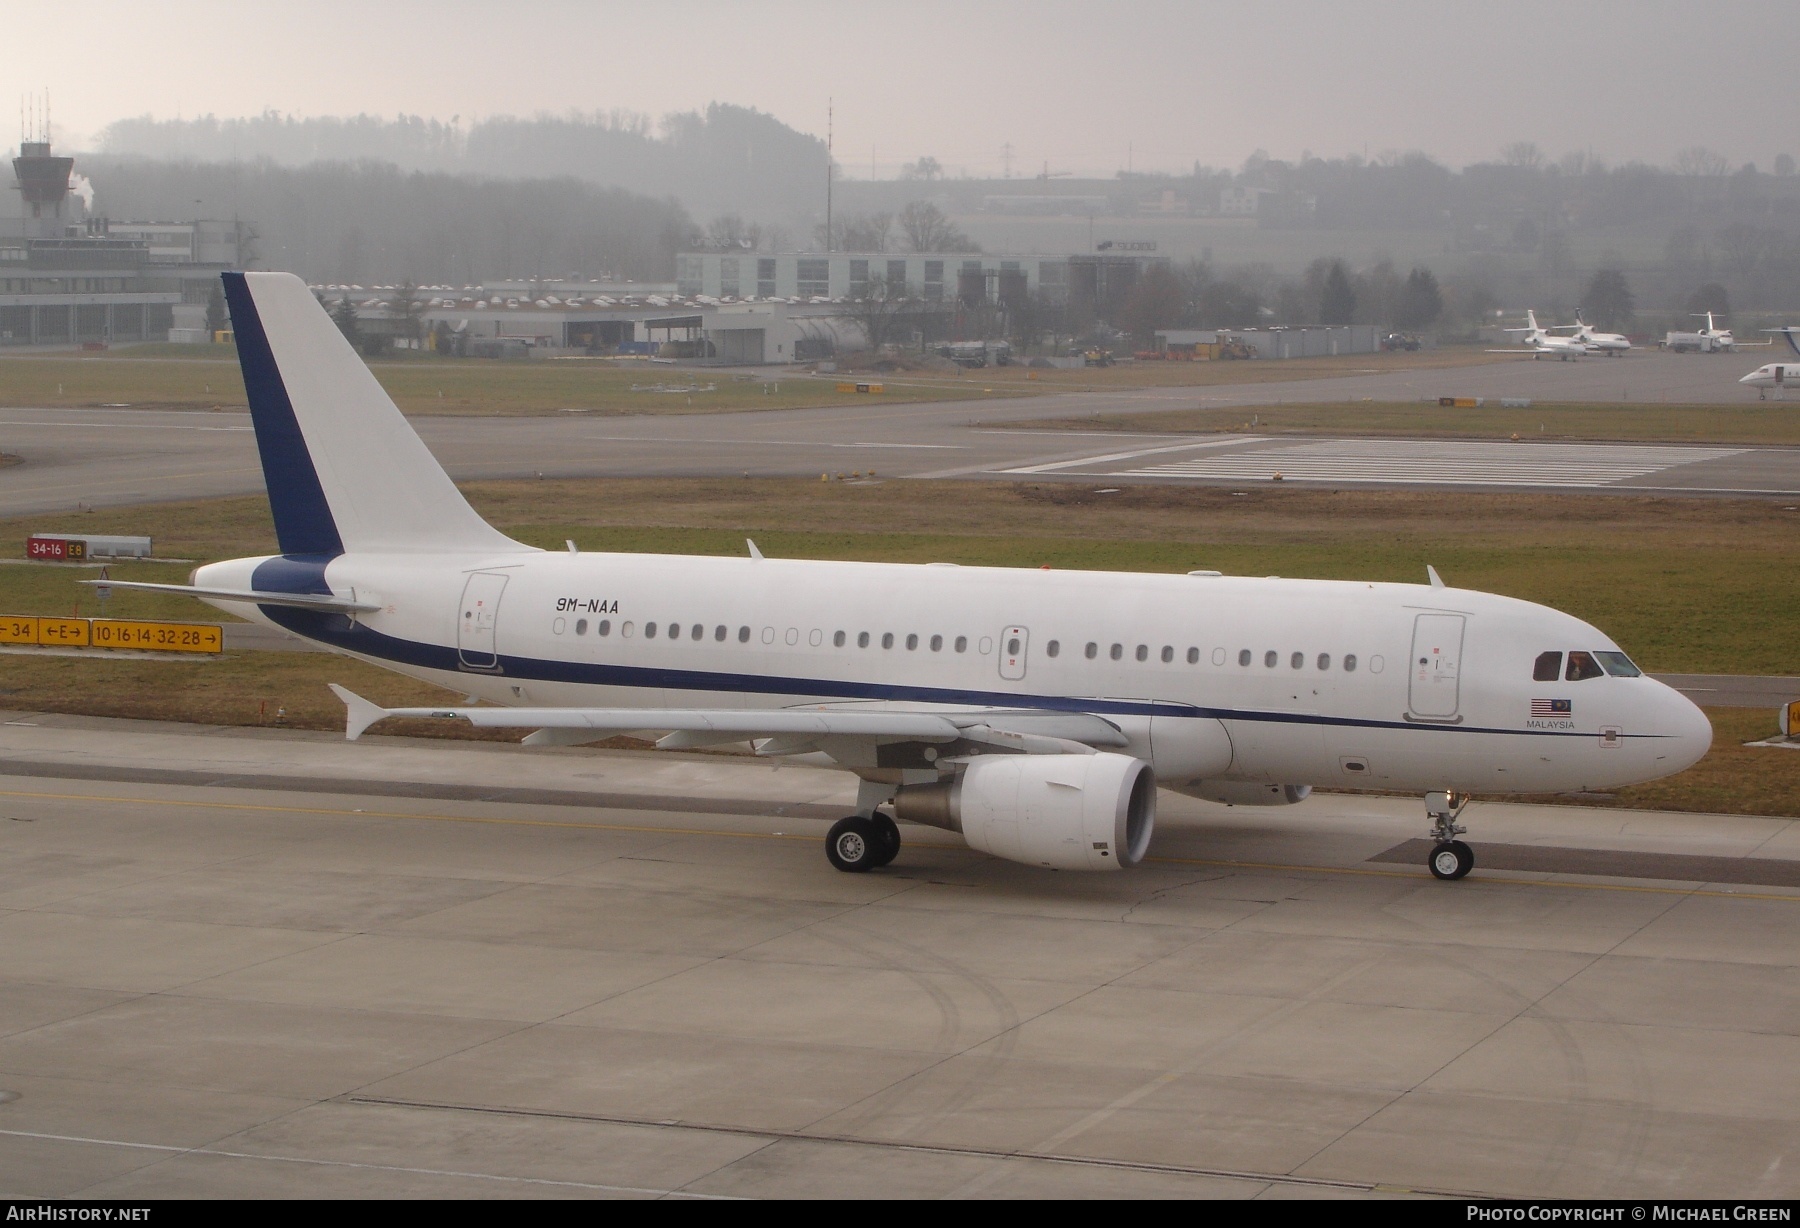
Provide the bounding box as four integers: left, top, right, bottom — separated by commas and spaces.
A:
196, 550, 1709, 798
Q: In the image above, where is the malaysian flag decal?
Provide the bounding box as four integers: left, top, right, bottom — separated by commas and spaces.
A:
1531, 698, 1572, 717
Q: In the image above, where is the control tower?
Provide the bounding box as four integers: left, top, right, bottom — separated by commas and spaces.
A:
13, 95, 77, 238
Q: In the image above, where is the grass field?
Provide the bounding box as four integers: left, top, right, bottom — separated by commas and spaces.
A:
0, 345, 1503, 416
1000, 400, 1800, 446
0, 477, 1795, 818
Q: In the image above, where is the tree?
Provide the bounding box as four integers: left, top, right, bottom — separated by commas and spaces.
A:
1582, 269, 1634, 330
1500, 141, 1545, 170
1118, 265, 1187, 344
1394, 267, 1443, 329
391, 281, 425, 345
1777, 153, 1796, 178
1318, 260, 1356, 325
1674, 146, 1730, 178
900, 156, 942, 181
815, 211, 892, 253
1686, 282, 1731, 322
330, 295, 362, 348
898, 201, 975, 253
835, 274, 919, 352
204, 285, 227, 336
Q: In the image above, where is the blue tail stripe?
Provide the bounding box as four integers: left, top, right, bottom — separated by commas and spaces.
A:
222, 272, 344, 558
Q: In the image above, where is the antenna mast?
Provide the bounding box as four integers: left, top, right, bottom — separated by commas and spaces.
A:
825, 98, 833, 254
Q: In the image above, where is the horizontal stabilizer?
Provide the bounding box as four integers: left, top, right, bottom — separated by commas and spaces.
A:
80, 579, 381, 612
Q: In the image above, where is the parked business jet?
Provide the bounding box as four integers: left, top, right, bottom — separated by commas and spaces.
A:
100, 273, 1712, 882
1491, 310, 1594, 360
1563, 312, 1631, 356
1740, 360, 1800, 399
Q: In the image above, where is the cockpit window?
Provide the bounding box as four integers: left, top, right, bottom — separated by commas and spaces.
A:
1565, 650, 1606, 681
1595, 650, 1642, 678
1533, 651, 1562, 682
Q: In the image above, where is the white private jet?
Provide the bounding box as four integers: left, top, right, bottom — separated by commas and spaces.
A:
1665, 312, 1736, 353
98, 273, 1712, 882
1491, 310, 1594, 360
1562, 311, 1631, 356
1739, 328, 1800, 398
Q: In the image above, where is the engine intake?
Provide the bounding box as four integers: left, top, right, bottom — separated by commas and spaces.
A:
895, 752, 1155, 871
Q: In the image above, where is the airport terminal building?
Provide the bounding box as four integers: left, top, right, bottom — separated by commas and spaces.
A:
2, 139, 240, 346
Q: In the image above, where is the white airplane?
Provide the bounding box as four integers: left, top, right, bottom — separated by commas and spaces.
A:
1739, 362, 1798, 399
99, 273, 1713, 882
1561, 311, 1631, 356
1491, 310, 1594, 360
1665, 312, 1736, 353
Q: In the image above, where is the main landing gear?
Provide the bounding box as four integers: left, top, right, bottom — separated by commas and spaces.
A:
826, 812, 901, 872
1426, 790, 1474, 880
826, 778, 903, 872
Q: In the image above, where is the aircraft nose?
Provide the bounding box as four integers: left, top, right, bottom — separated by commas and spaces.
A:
1655, 683, 1713, 775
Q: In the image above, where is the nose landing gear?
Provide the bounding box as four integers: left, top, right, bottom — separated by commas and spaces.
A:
1425, 790, 1474, 880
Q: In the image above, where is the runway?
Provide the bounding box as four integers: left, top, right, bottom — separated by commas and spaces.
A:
1, 713, 1796, 1198
2, 351, 1797, 518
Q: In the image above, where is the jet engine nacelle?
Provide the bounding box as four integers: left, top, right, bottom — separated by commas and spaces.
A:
894, 752, 1155, 871
1173, 780, 1312, 807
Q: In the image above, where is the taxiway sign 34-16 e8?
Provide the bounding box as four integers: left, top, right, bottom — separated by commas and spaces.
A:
102, 272, 1713, 881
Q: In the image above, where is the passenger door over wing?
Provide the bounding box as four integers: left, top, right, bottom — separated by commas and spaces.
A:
998, 626, 1029, 680
458, 572, 508, 670
1408, 613, 1465, 721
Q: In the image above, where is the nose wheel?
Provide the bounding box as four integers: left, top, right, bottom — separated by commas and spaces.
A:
1425, 790, 1474, 881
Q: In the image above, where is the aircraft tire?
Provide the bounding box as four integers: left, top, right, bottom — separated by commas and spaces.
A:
1429, 840, 1474, 881
826, 816, 881, 873
867, 813, 901, 867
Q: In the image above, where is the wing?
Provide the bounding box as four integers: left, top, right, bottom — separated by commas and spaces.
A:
329, 686, 1131, 757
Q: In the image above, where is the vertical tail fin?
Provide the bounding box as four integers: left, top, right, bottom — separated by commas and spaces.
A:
1527, 309, 1541, 333
223, 272, 527, 556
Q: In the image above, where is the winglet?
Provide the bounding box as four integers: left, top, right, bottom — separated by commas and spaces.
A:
746, 538, 764, 560
328, 684, 390, 741
1426, 564, 1445, 588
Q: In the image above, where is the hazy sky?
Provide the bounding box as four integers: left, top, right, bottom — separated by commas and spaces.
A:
7, 0, 1794, 177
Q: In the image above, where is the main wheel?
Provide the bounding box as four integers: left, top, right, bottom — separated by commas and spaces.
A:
1428, 839, 1474, 881
826, 816, 881, 873
867, 813, 901, 868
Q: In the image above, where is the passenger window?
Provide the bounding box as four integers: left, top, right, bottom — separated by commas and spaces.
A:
858, 631, 870, 648
622, 621, 636, 638
1317, 653, 1330, 670
1344, 654, 1356, 672
1533, 651, 1563, 682
1264, 651, 1277, 668
692, 624, 704, 641
882, 632, 894, 649
1086, 642, 1098, 659
1110, 643, 1123, 661
575, 619, 588, 635
1188, 647, 1200, 664
597, 619, 611, 637
646, 622, 658, 639
1596, 651, 1641, 677
1135, 645, 1148, 662
931, 634, 943, 651
1046, 640, 1059, 658
1290, 652, 1304, 669
1161, 646, 1174, 663
738, 625, 750, 642
1566, 651, 1606, 681
1238, 649, 1251, 666
761, 626, 774, 644
1007, 636, 1020, 656
907, 634, 919, 650
715, 625, 727, 641
955, 636, 967, 653
833, 630, 846, 647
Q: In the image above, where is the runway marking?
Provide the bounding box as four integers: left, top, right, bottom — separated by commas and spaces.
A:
997, 436, 1268, 475
2, 785, 1796, 902
0, 1128, 737, 1198
1113, 439, 1745, 487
